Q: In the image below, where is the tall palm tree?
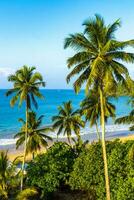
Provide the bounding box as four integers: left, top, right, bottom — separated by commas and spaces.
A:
80, 89, 115, 140
64, 15, 134, 200
115, 96, 134, 130
6, 65, 45, 190
52, 101, 85, 145
14, 111, 53, 159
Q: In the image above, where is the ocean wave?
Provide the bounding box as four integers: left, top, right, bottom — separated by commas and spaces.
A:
0, 138, 17, 146
52, 124, 131, 138
0, 124, 131, 146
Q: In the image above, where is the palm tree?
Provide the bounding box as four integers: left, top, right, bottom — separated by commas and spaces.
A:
14, 111, 53, 159
6, 65, 45, 190
0, 151, 8, 192
52, 101, 85, 145
80, 89, 115, 140
115, 96, 134, 130
0, 151, 19, 199
64, 15, 134, 200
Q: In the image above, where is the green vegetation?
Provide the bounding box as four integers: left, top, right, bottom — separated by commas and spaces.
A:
6, 65, 45, 190
64, 14, 134, 200
115, 96, 134, 130
0, 140, 134, 199
14, 111, 53, 159
116, 77, 134, 96
80, 89, 115, 140
0, 15, 134, 199
0, 151, 20, 199
26, 142, 76, 199
16, 188, 39, 200
25, 140, 133, 200
52, 101, 85, 145
69, 140, 134, 200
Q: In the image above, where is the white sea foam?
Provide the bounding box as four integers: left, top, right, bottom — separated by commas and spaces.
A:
49, 124, 131, 138
0, 124, 131, 146
0, 139, 17, 146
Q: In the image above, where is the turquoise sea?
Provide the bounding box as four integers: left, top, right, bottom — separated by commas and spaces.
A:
0, 89, 133, 146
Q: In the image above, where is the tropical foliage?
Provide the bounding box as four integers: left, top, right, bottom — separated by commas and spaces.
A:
1, 14, 134, 200
80, 89, 115, 140
16, 187, 39, 200
115, 96, 134, 130
69, 140, 134, 200
6, 65, 45, 190
0, 151, 20, 199
6, 65, 45, 108
64, 14, 134, 200
26, 142, 76, 199
52, 101, 85, 145
14, 111, 53, 159
26, 140, 134, 200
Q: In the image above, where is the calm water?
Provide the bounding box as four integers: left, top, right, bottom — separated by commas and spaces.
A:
0, 89, 133, 144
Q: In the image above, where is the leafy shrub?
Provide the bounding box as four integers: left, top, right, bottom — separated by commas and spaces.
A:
16, 187, 39, 200
26, 140, 134, 200
26, 142, 76, 199
108, 140, 134, 200
69, 140, 134, 200
0, 188, 8, 200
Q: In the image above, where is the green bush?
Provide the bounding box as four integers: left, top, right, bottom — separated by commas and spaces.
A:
26, 142, 76, 199
26, 140, 134, 200
69, 142, 104, 199
16, 187, 39, 200
69, 140, 134, 200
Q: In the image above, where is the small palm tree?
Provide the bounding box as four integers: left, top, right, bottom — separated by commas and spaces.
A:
0, 151, 20, 199
15, 111, 53, 159
115, 97, 134, 130
80, 89, 115, 140
0, 151, 8, 192
6, 65, 45, 190
64, 15, 134, 200
52, 101, 85, 145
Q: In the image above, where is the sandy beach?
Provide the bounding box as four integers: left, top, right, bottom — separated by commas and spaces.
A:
1, 133, 133, 162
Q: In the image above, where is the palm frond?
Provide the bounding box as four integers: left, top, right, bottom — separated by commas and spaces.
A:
106, 19, 121, 40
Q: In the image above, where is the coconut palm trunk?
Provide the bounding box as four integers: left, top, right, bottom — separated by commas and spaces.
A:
20, 98, 28, 191
95, 121, 100, 141
99, 88, 110, 200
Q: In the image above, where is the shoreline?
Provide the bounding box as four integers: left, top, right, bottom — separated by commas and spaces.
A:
0, 130, 133, 162
0, 123, 132, 146
5, 134, 134, 162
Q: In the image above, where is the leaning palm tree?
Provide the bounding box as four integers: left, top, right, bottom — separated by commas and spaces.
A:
52, 101, 85, 145
15, 111, 53, 159
64, 15, 134, 200
6, 65, 45, 190
80, 89, 115, 140
115, 96, 134, 130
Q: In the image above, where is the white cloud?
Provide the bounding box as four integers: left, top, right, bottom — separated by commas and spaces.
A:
0, 67, 15, 77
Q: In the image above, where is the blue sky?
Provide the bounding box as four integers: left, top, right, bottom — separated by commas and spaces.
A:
0, 0, 134, 88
